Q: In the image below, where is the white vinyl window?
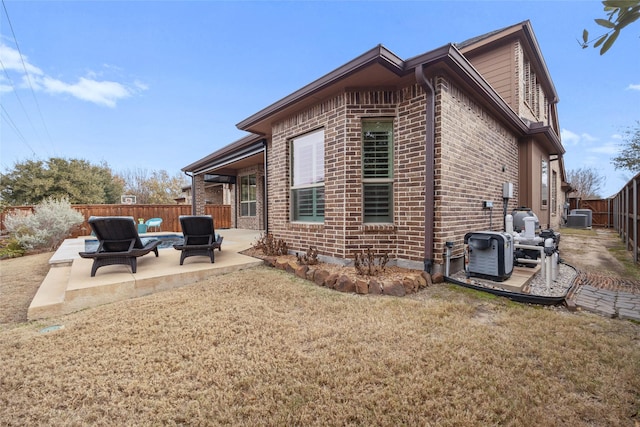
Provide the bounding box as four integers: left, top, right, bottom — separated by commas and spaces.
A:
291, 129, 324, 222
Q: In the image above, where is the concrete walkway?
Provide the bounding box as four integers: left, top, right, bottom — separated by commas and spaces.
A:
28, 229, 263, 320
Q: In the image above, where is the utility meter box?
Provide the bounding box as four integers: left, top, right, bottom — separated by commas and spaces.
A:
464, 231, 514, 282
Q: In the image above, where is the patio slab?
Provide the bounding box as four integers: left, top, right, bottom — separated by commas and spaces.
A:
28, 229, 263, 320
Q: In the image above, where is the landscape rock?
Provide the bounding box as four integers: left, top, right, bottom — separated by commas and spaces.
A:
325, 273, 339, 289
314, 269, 330, 287
384, 280, 406, 297
295, 265, 309, 279
432, 272, 444, 284
402, 276, 418, 294
421, 271, 432, 287
355, 279, 369, 294
368, 279, 383, 295
335, 275, 356, 293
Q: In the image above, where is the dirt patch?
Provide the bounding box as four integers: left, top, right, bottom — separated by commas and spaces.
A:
0, 251, 52, 325
559, 228, 629, 277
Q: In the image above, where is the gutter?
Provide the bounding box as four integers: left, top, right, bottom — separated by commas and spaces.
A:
415, 64, 435, 273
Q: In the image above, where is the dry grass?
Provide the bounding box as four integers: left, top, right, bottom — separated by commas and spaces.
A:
1, 258, 639, 425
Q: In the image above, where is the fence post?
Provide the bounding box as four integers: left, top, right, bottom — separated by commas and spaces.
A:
634, 177, 638, 263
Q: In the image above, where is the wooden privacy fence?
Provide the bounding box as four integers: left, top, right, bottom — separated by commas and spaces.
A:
1, 204, 232, 238
611, 172, 640, 265
568, 198, 613, 228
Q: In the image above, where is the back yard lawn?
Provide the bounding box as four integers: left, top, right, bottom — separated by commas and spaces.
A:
1, 248, 639, 425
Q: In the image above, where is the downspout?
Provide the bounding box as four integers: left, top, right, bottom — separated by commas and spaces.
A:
184, 171, 196, 215
263, 139, 269, 233
415, 64, 436, 274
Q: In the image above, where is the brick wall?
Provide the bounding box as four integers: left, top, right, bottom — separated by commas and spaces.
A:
194, 174, 206, 214
435, 76, 520, 265
266, 77, 522, 272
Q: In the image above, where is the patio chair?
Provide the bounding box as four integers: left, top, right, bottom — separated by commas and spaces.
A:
173, 215, 223, 265
145, 217, 163, 232
79, 216, 161, 277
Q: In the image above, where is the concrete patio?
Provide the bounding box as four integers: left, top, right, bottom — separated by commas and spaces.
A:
28, 229, 263, 320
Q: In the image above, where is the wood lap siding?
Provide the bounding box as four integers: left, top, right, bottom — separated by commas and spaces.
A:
465, 43, 515, 109
1, 204, 232, 238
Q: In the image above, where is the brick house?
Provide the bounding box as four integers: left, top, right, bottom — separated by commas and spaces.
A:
182, 21, 570, 274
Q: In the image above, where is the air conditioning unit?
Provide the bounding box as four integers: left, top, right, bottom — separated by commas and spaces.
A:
464, 231, 514, 282
571, 209, 592, 228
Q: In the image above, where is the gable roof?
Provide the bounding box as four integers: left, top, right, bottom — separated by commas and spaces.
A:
236, 21, 561, 156
186, 21, 564, 172
456, 20, 558, 103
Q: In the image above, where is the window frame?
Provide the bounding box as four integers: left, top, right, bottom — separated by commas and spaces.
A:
362, 119, 394, 223
541, 159, 549, 209
290, 129, 325, 222
240, 174, 257, 217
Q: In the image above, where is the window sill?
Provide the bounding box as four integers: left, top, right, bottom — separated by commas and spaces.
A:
289, 222, 325, 230
361, 223, 397, 232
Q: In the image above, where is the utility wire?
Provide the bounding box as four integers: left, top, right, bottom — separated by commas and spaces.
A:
1, 0, 56, 154
0, 58, 44, 152
1, 104, 36, 155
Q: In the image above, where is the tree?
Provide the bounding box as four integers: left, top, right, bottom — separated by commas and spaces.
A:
611, 122, 640, 173
581, 0, 640, 54
117, 168, 188, 204
0, 158, 124, 205
567, 167, 606, 199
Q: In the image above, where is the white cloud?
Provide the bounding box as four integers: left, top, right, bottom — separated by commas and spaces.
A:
40, 76, 135, 108
561, 128, 597, 146
627, 83, 640, 91
0, 42, 146, 107
0, 43, 43, 76
588, 141, 619, 155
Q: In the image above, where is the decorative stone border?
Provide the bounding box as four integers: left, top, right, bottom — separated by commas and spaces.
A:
262, 256, 444, 297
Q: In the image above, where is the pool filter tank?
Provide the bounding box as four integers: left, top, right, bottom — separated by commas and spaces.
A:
464, 231, 514, 282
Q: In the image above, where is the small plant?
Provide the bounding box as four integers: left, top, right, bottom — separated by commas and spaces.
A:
353, 248, 389, 276
254, 232, 289, 256
0, 237, 26, 258
296, 247, 319, 265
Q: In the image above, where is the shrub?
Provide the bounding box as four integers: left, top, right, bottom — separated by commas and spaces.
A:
4, 197, 84, 251
296, 247, 319, 265
353, 248, 389, 276
254, 232, 288, 256
0, 237, 26, 258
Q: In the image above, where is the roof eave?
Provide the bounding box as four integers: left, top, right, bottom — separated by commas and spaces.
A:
236, 45, 406, 132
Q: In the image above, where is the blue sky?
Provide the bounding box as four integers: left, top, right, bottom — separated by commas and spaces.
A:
1, 1, 638, 198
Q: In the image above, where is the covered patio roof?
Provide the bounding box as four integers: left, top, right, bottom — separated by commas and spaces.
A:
182, 134, 265, 176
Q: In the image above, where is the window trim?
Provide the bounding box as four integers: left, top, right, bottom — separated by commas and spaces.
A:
290, 128, 325, 222
362, 119, 394, 223
240, 174, 257, 217
541, 159, 549, 209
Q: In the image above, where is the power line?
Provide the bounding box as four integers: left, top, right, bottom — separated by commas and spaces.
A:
0, 58, 44, 152
1, 0, 56, 154
1, 104, 36, 155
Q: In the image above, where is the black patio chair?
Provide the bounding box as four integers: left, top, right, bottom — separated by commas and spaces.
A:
173, 215, 223, 265
79, 216, 160, 277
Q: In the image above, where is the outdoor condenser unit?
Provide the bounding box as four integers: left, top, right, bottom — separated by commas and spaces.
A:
464, 231, 514, 282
